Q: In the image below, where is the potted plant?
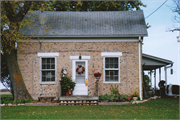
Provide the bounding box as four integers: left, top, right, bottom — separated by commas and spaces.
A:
94, 72, 102, 79
132, 90, 139, 100
61, 75, 76, 96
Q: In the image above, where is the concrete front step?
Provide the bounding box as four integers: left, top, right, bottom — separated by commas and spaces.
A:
73, 90, 88, 95
73, 86, 88, 95
59, 96, 99, 105
59, 96, 98, 101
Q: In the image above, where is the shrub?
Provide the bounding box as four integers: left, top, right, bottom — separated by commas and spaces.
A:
120, 94, 128, 101
61, 75, 76, 92
110, 85, 119, 94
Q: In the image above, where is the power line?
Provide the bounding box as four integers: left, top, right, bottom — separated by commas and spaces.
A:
145, 0, 168, 19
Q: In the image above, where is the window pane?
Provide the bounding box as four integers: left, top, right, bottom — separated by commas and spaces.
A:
110, 58, 113, 63
51, 64, 55, 69
105, 70, 118, 82
47, 78, 50, 81
110, 64, 113, 68
114, 64, 118, 68
51, 77, 55, 81
51, 71, 55, 75
105, 76, 109, 81
42, 71, 46, 76
114, 58, 118, 64
42, 77, 46, 81
47, 64, 50, 69
105, 64, 109, 68
47, 58, 51, 63
114, 76, 118, 81
105, 58, 109, 64
110, 75, 113, 81
42, 58, 46, 64
42, 64, 46, 69
115, 70, 118, 75
105, 58, 118, 68
51, 58, 55, 63
105, 70, 109, 75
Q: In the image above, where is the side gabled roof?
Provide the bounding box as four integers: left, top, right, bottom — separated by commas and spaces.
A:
20, 11, 148, 37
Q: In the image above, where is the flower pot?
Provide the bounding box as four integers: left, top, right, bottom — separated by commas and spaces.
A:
133, 97, 138, 100
66, 92, 69, 96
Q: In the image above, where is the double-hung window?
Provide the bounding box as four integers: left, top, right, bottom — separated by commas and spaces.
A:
38, 53, 59, 84
105, 58, 119, 82
41, 58, 55, 82
101, 52, 122, 83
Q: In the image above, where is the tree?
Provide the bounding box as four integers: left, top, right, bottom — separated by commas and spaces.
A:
1, 1, 145, 101
1, 1, 34, 101
143, 73, 151, 98
1, 53, 12, 93
170, 0, 180, 24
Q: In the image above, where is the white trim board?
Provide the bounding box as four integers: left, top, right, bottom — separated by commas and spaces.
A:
101, 52, 122, 57
70, 56, 90, 60
38, 53, 59, 57
19, 39, 140, 43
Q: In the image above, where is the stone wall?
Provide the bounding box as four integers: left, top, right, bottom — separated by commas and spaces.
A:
17, 41, 141, 99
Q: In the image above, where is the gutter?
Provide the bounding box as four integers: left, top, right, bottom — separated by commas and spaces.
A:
139, 36, 143, 100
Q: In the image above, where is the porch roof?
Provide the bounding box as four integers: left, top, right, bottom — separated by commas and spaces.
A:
142, 53, 173, 70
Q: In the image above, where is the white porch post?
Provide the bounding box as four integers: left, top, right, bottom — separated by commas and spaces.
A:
159, 68, 161, 89
164, 66, 167, 95
154, 69, 156, 91
150, 70, 152, 89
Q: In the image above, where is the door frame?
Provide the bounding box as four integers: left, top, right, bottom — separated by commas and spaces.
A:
70, 56, 90, 95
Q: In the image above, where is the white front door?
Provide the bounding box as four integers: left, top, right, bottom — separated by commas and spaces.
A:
73, 61, 88, 95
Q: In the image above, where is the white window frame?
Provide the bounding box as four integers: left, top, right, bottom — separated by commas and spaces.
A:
38, 53, 59, 84
101, 52, 122, 83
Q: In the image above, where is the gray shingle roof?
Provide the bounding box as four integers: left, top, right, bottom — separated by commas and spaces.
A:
20, 11, 148, 37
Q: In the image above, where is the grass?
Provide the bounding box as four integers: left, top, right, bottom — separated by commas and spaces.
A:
0, 94, 37, 104
1, 98, 179, 119
0, 94, 13, 99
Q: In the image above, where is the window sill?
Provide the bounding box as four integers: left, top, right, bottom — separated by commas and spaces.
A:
40, 82, 57, 85
103, 82, 120, 84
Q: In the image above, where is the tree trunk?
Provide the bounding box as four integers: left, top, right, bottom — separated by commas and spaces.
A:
4, 49, 32, 101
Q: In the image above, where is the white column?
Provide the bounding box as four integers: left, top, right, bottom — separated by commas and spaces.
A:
159, 68, 161, 89
150, 70, 152, 89
164, 66, 167, 95
154, 69, 156, 91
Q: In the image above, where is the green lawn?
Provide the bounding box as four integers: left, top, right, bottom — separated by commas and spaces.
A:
1, 98, 179, 119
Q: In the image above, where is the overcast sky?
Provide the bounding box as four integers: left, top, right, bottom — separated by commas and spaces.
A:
141, 0, 180, 88
0, 0, 179, 90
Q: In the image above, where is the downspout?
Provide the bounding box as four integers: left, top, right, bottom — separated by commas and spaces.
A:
138, 36, 142, 100
164, 63, 173, 95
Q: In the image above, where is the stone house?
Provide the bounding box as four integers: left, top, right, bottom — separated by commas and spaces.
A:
18, 11, 148, 100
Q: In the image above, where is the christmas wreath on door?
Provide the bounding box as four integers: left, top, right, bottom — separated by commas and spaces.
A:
76, 65, 85, 74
